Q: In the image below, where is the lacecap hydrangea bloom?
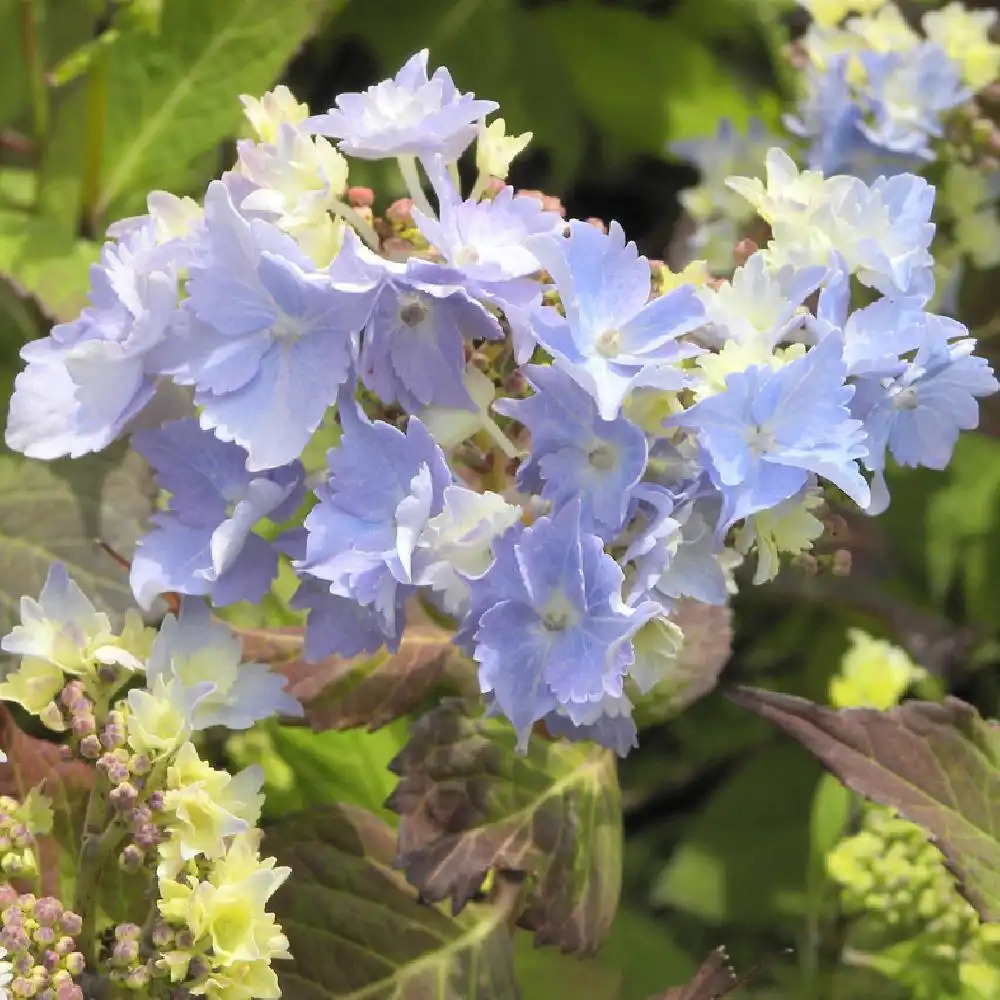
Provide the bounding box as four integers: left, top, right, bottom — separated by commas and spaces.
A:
5, 50, 996, 759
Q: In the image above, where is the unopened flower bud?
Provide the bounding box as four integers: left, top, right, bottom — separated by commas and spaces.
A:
385, 198, 414, 226
109, 782, 138, 812
119, 845, 144, 873
134, 823, 159, 849
129, 754, 151, 777
56, 983, 83, 1000
58, 912, 82, 936
113, 939, 139, 966
63, 952, 85, 976
33, 926, 56, 948
151, 923, 173, 948
347, 185, 375, 208
33, 897, 62, 928
78, 735, 101, 760
146, 791, 164, 812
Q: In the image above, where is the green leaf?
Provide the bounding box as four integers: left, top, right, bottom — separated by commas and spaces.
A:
387, 701, 622, 954
730, 688, 1000, 922
230, 720, 409, 825
651, 743, 821, 926
0, 0, 96, 127
0, 167, 99, 321
46, 0, 331, 225
268, 802, 520, 999
0, 444, 153, 635
514, 930, 622, 1000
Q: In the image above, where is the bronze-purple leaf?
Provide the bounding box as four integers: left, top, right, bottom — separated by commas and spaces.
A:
654, 948, 736, 1000
729, 688, 1000, 921
267, 803, 519, 999
387, 701, 621, 955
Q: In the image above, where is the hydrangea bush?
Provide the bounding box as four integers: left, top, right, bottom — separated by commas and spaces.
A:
1, 2, 999, 997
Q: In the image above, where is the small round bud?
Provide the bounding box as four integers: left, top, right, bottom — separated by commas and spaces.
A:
119, 845, 144, 873
832, 549, 852, 577
129, 754, 151, 777
56, 983, 83, 1000
347, 186, 375, 208
33, 898, 61, 928
107, 762, 130, 785
63, 952, 85, 977
53, 937, 75, 957
151, 923, 173, 948
58, 912, 82, 936
33, 926, 56, 948
113, 939, 139, 966
109, 782, 138, 812
384, 198, 414, 226
134, 823, 160, 849
78, 735, 101, 760
146, 791, 164, 812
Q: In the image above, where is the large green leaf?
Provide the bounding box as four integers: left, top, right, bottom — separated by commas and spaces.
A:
268, 803, 519, 1000
43, 0, 331, 227
0, 167, 98, 321
730, 688, 1000, 922
0, 444, 153, 633
387, 701, 622, 954
230, 720, 409, 825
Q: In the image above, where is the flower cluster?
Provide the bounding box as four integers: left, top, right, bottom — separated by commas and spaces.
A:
790, 0, 1000, 179
5, 48, 997, 757
0, 565, 297, 998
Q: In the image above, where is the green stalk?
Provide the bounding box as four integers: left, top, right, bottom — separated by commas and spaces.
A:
18, 0, 49, 202
79, 41, 110, 238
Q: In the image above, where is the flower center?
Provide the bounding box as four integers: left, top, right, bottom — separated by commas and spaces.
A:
455, 244, 480, 266
271, 314, 303, 343
587, 442, 616, 471
892, 387, 919, 410
398, 294, 429, 327
746, 423, 776, 457
595, 328, 621, 358
539, 590, 577, 632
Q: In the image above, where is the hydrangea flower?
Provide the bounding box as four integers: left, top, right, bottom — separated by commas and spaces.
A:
413, 158, 564, 290
526, 220, 705, 418
467, 501, 657, 744
413, 485, 521, 616
305, 49, 497, 161
496, 364, 648, 540
167, 181, 378, 469
298, 403, 452, 654
922, 2, 1000, 90
130, 419, 304, 609
6, 224, 181, 460
358, 256, 504, 412
728, 148, 935, 299
668, 334, 870, 526
854, 332, 998, 511
236, 123, 350, 266
147, 599, 301, 729
858, 45, 968, 161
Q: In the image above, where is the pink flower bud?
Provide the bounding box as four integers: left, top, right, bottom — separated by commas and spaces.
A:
347, 186, 375, 208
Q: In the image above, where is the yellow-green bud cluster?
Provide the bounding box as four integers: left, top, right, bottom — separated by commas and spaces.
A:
828, 804, 1000, 994
0, 888, 85, 1000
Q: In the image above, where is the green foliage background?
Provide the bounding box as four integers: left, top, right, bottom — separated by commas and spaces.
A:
1, 1, 999, 997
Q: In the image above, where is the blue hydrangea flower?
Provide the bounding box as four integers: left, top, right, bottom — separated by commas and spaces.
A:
495, 364, 647, 540
668, 335, 870, 525
542, 693, 638, 757
305, 49, 497, 161
130, 419, 303, 609
859, 45, 969, 162
623, 486, 729, 608
167, 181, 378, 469
466, 501, 656, 745
526, 220, 705, 419
147, 598, 301, 729
413, 158, 563, 289
358, 258, 503, 412
786, 55, 917, 181
7, 224, 181, 459
812, 269, 966, 377
297, 403, 452, 654
291, 574, 404, 659
854, 331, 998, 512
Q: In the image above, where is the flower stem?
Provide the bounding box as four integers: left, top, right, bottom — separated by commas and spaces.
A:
79, 40, 109, 238
396, 155, 435, 219
329, 199, 381, 253
18, 0, 49, 203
